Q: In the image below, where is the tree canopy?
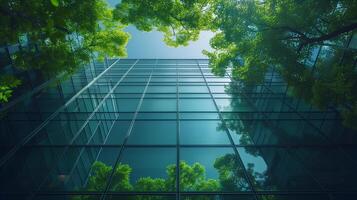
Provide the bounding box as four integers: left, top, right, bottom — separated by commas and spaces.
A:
114, 0, 214, 47
113, 0, 357, 129
2, 0, 357, 129
0, 0, 130, 102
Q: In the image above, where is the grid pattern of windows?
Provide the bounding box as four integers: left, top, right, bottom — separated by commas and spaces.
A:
0, 59, 357, 200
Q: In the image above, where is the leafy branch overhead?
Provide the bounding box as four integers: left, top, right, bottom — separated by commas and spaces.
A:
113, 0, 357, 130
1, 0, 130, 76
0, 0, 131, 102
114, 0, 214, 47
1, 0, 357, 129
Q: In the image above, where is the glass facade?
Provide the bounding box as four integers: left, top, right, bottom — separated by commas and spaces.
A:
0, 59, 357, 200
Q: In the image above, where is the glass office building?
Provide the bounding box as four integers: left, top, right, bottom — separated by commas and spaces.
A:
1, 58, 357, 200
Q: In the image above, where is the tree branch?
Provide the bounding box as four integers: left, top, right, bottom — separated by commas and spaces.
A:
298, 22, 357, 51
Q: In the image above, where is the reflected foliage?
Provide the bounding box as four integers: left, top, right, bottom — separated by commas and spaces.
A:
0, 75, 22, 102
74, 161, 219, 200
74, 153, 266, 200
114, 0, 357, 129
214, 154, 250, 191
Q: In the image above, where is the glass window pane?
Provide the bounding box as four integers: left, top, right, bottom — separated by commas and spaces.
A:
105, 121, 131, 144
179, 99, 216, 112
180, 120, 230, 145
215, 98, 253, 112
116, 99, 140, 112
180, 147, 251, 192
147, 86, 176, 93
127, 121, 176, 145
114, 147, 176, 192
141, 99, 176, 112
115, 86, 145, 93
37, 147, 120, 192
237, 147, 322, 191
290, 147, 357, 191
179, 86, 209, 93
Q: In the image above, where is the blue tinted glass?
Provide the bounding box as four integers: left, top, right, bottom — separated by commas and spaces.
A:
179, 86, 209, 93
180, 147, 251, 192
116, 147, 176, 192
105, 121, 131, 144
127, 121, 176, 145
237, 147, 322, 191
179, 99, 216, 112
141, 99, 177, 112
180, 120, 230, 144
116, 99, 140, 112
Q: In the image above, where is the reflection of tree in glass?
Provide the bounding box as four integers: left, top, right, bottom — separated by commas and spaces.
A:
215, 82, 263, 156
214, 153, 250, 192
0, 75, 22, 102
74, 161, 219, 200
73, 153, 271, 200
219, 80, 313, 148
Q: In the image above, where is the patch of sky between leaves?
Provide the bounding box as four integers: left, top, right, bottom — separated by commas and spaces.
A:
106, 0, 214, 59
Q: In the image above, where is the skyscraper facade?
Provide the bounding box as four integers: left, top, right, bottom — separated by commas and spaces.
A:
0, 58, 357, 200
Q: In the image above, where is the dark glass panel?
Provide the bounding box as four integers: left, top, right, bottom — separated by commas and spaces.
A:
237, 147, 322, 191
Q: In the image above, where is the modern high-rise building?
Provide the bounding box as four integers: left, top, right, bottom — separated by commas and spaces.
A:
0, 58, 357, 200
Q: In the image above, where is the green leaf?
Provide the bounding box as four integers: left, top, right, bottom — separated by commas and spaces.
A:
50, 0, 59, 7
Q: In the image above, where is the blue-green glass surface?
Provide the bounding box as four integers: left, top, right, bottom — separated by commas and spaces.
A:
127, 120, 176, 144
180, 120, 230, 145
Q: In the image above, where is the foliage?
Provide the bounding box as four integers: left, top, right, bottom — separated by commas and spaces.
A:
74, 161, 221, 200
113, 0, 357, 129
1, 0, 130, 99
0, 75, 22, 103
214, 153, 251, 191
114, 0, 214, 47
73, 155, 269, 200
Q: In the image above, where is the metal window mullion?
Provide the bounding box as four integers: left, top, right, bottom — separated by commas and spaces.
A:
60, 120, 103, 185
29, 59, 137, 199
83, 106, 126, 187
101, 59, 154, 200
22, 143, 357, 148
0, 59, 122, 168
226, 73, 330, 194
176, 60, 180, 200
197, 61, 259, 200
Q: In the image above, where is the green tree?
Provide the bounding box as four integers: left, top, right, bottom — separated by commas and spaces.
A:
113, 0, 214, 47
113, 0, 357, 129
0, 0, 130, 101
203, 0, 357, 129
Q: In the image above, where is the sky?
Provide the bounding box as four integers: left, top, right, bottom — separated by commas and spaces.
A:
107, 0, 213, 59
